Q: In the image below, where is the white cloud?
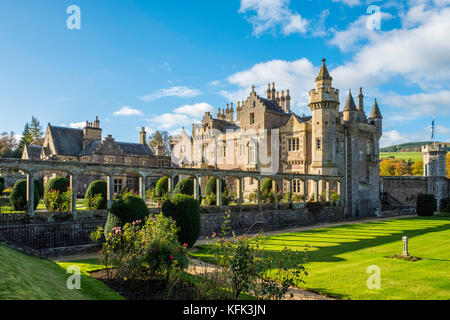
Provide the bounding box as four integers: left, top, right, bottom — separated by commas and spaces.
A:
330, 4, 450, 90
174, 102, 214, 117
69, 122, 85, 129
140, 86, 202, 102
145, 102, 213, 133
382, 90, 450, 121
239, 0, 308, 36
331, 0, 362, 6
220, 58, 316, 113
380, 130, 411, 147
113, 106, 143, 116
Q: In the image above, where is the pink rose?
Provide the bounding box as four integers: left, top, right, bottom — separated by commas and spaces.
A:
169, 255, 174, 260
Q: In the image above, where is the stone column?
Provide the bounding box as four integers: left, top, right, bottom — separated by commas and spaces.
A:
326, 180, 331, 202
168, 175, 174, 197
272, 179, 277, 194
288, 179, 293, 204
257, 177, 261, 208
193, 176, 200, 200
315, 179, 319, 202
139, 175, 146, 200
26, 172, 35, 216
237, 178, 243, 206
303, 179, 307, 205
216, 177, 222, 208
70, 173, 78, 220
107, 174, 114, 210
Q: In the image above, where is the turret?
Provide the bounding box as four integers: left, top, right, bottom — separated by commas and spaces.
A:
369, 98, 382, 133
308, 59, 339, 176
271, 82, 276, 101
343, 90, 357, 123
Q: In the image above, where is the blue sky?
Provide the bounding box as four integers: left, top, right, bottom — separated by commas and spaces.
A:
0, 0, 449, 147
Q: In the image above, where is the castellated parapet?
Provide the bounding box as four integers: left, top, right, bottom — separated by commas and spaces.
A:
422, 144, 448, 177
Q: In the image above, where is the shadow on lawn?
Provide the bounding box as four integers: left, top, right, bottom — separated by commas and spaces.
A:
259, 216, 450, 264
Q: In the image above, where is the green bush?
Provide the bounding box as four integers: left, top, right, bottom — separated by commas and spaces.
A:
440, 197, 450, 213
46, 189, 72, 212
44, 177, 70, 210
84, 180, 107, 210
417, 194, 436, 216
105, 193, 149, 235
9, 179, 39, 211
205, 177, 226, 195
173, 177, 194, 196
155, 176, 169, 198
162, 194, 201, 248
34, 179, 44, 199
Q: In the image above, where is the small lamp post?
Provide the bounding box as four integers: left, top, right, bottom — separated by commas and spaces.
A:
402, 236, 409, 257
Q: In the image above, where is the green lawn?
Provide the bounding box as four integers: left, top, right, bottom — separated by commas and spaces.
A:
191, 215, 450, 300
380, 152, 422, 162
0, 199, 88, 213
0, 244, 123, 300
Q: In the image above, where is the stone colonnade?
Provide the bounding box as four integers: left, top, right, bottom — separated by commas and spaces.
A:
0, 159, 344, 218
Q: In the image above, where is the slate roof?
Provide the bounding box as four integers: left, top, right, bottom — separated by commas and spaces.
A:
369, 99, 382, 118
78, 140, 101, 156
49, 125, 83, 156
343, 90, 357, 112
26, 145, 42, 159
259, 97, 286, 114
116, 142, 153, 156
294, 114, 312, 123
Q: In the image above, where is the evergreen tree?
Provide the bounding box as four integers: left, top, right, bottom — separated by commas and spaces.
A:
18, 123, 32, 151
29, 116, 43, 141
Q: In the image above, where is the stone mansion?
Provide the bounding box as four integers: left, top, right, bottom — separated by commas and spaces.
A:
22, 118, 171, 195
174, 59, 383, 217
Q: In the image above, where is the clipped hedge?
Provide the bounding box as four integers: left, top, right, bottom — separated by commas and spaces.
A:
84, 180, 107, 210
155, 176, 169, 198
440, 197, 450, 213
9, 179, 39, 211
205, 176, 227, 195
174, 177, 194, 196
417, 194, 436, 217
105, 193, 149, 236
162, 194, 201, 248
44, 177, 70, 210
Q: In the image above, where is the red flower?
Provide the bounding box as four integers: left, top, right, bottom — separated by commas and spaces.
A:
169, 255, 174, 260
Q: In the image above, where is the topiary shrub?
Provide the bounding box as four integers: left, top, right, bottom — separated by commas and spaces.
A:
105, 193, 149, 236
162, 194, 201, 248
44, 177, 70, 210
9, 179, 39, 211
205, 176, 227, 195
173, 177, 194, 196
84, 180, 107, 210
0, 177, 4, 195
417, 194, 436, 216
440, 197, 450, 213
34, 179, 44, 199
261, 179, 273, 195
155, 176, 169, 198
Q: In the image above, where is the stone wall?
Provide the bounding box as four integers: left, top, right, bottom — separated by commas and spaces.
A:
381, 176, 450, 210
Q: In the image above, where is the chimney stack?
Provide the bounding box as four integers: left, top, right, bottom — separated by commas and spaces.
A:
140, 127, 147, 145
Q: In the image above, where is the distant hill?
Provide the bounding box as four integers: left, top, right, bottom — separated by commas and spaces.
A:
380, 141, 450, 153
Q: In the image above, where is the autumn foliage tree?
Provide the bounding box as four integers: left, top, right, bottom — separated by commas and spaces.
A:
379, 159, 412, 176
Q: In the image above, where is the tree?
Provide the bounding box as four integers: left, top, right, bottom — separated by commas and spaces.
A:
0, 131, 18, 157
379, 158, 411, 176
18, 123, 32, 151
411, 160, 424, 176
148, 131, 171, 155
29, 116, 43, 141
